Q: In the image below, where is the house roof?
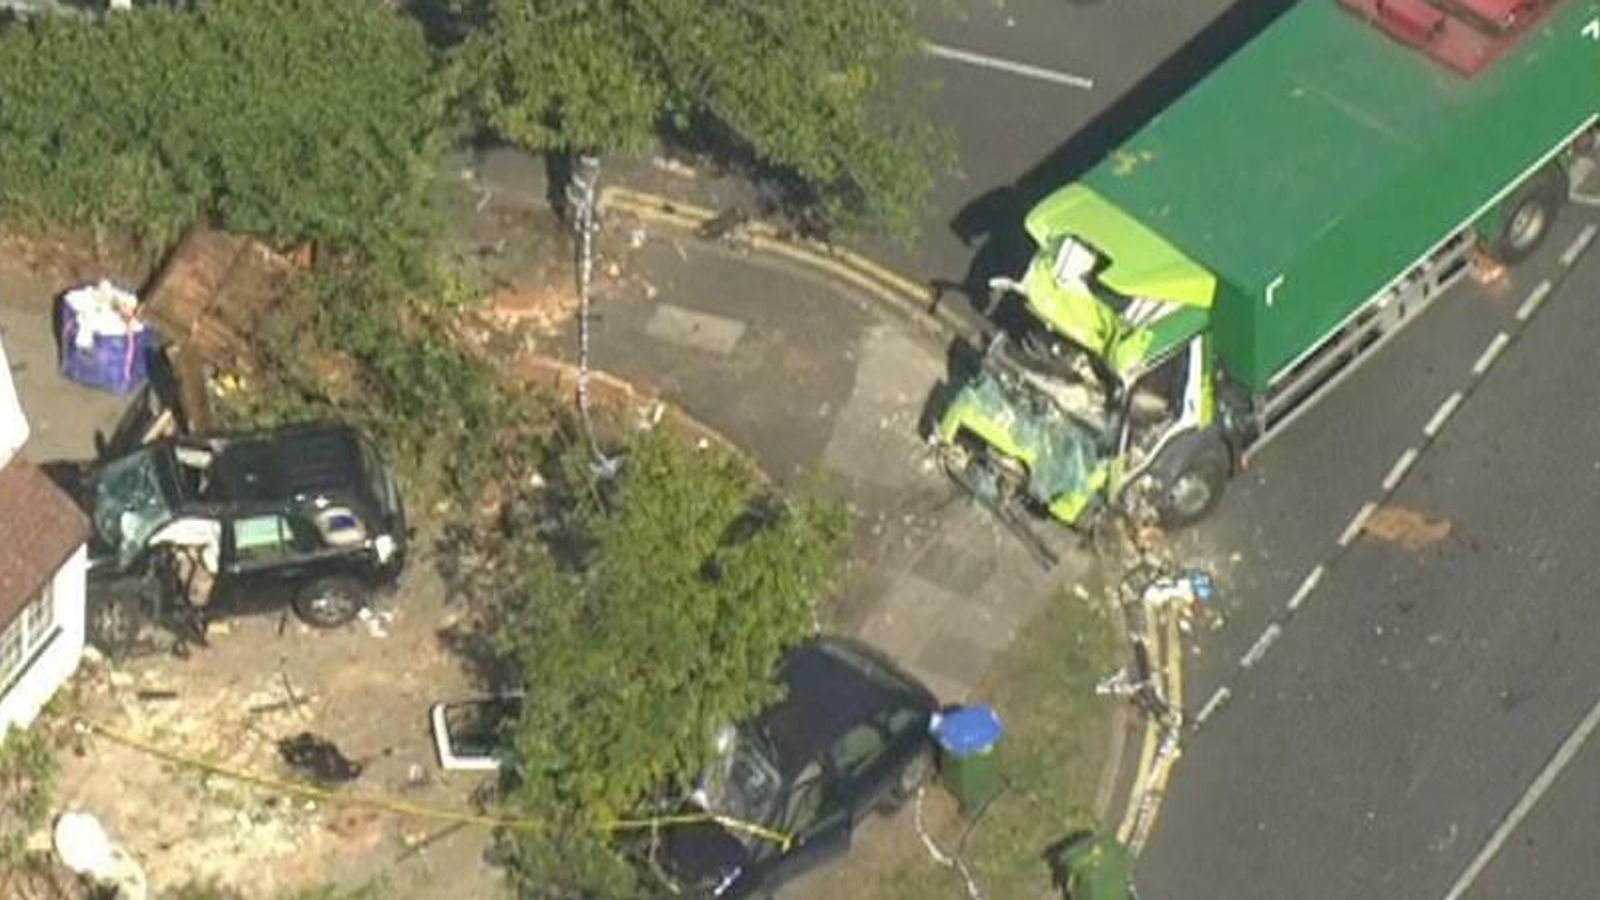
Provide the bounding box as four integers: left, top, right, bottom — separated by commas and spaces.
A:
0, 458, 89, 628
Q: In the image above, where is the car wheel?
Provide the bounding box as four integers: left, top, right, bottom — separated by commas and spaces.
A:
292, 575, 368, 628
879, 750, 935, 815
87, 592, 143, 659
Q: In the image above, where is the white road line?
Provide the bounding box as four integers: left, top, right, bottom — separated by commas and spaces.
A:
923, 42, 1095, 89
1337, 501, 1378, 548
1471, 332, 1510, 377
1440, 688, 1600, 900
1286, 564, 1325, 613
1424, 392, 1464, 439
1381, 447, 1420, 493
1240, 624, 1282, 670
1194, 686, 1232, 727
1514, 281, 1552, 322
1559, 223, 1598, 268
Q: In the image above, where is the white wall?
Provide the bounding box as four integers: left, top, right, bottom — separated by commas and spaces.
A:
0, 545, 87, 732
0, 332, 27, 468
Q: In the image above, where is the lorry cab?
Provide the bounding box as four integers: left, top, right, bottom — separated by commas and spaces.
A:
934, 181, 1232, 532
1001, 184, 1215, 386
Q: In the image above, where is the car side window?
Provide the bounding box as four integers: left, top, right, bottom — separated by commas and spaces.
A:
231, 514, 294, 564
882, 706, 924, 738
829, 723, 888, 782
784, 761, 826, 833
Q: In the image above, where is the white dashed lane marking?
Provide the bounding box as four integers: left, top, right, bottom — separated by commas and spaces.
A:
1381, 447, 1421, 493
1337, 502, 1378, 548
1286, 565, 1325, 613
1515, 281, 1552, 322
1240, 624, 1282, 670
1471, 332, 1511, 377
1559, 223, 1597, 268
1424, 391, 1465, 439
923, 42, 1095, 89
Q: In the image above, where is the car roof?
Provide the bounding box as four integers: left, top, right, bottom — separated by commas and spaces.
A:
208, 423, 369, 506
757, 637, 937, 779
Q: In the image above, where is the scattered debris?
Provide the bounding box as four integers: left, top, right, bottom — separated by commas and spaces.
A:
55, 811, 149, 900
627, 228, 647, 249
1364, 505, 1453, 551
486, 280, 579, 331
277, 733, 363, 784
697, 208, 749, 242
357, 606, 394, 639
650, 156, 699, 178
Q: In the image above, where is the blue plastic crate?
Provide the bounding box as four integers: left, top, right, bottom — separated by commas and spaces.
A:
59, 312, 155, 395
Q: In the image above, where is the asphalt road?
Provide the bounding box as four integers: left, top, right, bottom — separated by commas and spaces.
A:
1135, 213, 1600, 899
884, 0, 1301, 317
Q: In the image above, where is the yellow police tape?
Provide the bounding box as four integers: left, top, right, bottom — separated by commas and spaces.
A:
73, 718, 793, 851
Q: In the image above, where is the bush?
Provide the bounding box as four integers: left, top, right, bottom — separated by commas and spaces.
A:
0, 0, 447, 250
0, 727, 57, 879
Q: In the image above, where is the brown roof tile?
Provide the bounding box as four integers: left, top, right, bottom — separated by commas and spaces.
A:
0, 459, 89, 629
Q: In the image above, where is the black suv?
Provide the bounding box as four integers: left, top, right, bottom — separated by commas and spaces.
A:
83, 423, 408, 643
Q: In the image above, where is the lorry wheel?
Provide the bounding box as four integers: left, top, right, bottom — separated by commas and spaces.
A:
1155, 443, 1229, 528
1491, 169, 1565, 264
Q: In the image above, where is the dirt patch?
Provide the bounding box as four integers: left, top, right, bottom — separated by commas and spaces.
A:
0, 230, 153, 294
53, 568, 504, 900
1363, 505, 1453, 551
485, 280, 578, 331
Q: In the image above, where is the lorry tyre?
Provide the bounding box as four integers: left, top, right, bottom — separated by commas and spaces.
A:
1490, 169, 1565, 264
1155, 441, 1230, 528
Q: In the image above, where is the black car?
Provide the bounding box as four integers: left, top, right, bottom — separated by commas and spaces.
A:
83, 422, 408, 640
656, 637, 940, 899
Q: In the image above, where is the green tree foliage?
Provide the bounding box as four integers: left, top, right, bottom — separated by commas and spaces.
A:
0, 0, 445, 249
464, 0, 939, 235
0, 727, 57, 876
489, 431, 848, 896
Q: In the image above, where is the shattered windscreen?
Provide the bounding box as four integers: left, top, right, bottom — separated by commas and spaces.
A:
693, 730, 782, 847
93, 448, 179, 567
965, 371, 1104, 503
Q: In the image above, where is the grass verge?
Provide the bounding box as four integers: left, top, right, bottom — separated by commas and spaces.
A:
792, 571, 1125, 900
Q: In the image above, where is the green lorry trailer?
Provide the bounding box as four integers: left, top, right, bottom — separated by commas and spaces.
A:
934, 0, 1600, 543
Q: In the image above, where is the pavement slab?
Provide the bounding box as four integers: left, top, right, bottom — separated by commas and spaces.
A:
644, 302, 748, 356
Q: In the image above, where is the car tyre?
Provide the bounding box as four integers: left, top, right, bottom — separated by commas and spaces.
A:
879, 749, 935, 815
86, 592, 143, 659
292, 575, 368, 628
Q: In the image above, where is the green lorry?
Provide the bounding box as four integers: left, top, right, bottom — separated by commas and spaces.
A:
934, 0, 1600, 541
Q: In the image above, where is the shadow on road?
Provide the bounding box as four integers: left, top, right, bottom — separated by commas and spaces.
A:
947, 0, 1302, 306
